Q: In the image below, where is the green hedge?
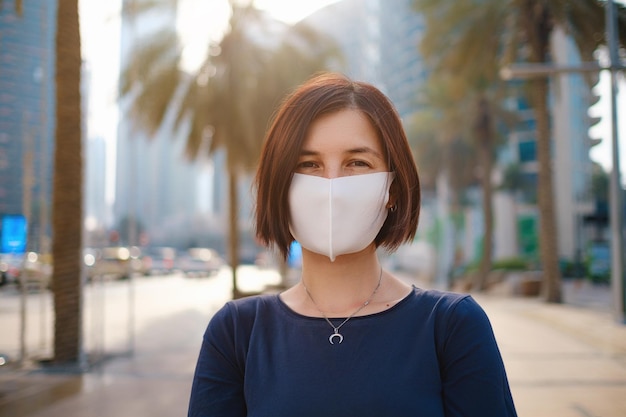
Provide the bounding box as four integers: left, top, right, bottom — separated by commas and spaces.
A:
491, 257, 529, 271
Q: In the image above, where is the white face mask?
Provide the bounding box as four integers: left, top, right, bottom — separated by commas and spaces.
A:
288, 172, 394, 262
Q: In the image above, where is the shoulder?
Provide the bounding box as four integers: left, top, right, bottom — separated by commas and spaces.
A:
212, 293, 280, 325
409, 287, 491, 331
410, 289, 498, 353
204, 294, 279, 340
412, 287, 479, 314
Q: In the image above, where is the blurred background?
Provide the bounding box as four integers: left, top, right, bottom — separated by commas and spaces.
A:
0, 0, 626, 413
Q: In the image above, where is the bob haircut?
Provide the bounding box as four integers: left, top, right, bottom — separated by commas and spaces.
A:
255, 72, 420, 260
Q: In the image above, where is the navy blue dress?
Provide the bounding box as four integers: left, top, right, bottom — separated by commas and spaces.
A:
188, 287, 517, 417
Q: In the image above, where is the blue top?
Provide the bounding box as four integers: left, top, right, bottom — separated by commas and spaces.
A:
188, 287, 517, 417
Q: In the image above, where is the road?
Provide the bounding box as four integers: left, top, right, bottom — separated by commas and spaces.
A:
0, 265, 282, 365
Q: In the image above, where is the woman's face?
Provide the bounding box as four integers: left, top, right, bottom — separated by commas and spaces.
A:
295, 109, 388, 179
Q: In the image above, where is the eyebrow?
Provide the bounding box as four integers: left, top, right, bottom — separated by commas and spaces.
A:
347, 147, 384, 159
299, 146, 384, 159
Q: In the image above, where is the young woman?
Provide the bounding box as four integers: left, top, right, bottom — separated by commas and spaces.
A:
188, 73, 518, 417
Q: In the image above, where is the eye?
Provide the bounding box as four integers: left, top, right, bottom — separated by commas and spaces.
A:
347, 160, 372, 168
296, 160, 319, 169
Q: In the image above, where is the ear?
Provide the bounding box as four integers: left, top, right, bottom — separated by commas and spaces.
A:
387, 179, 399, 211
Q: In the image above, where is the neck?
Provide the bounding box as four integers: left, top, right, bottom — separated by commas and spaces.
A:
299, 247, 383, 316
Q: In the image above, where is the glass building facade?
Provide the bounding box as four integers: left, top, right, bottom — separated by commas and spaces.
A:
0, 1, 57, 252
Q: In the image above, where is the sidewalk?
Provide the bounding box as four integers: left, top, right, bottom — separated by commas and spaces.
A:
479, 294, 626, 417
0, 305, 208, 417
1, 275, 625, 417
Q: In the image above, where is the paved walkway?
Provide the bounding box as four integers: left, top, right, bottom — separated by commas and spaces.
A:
480, 295, 626, 417
0, 276, 625, 417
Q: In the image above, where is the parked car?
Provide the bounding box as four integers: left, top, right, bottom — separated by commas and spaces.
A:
143, 247, 177, 276
20, 252, 53, 289
0, 254, 21, 286
177, 248, 224, 277
0, 252, 53, 290
85, 246, 150, 280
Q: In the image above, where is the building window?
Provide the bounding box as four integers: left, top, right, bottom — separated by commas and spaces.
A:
518, 140, 537, 162
521, 172, 538, 203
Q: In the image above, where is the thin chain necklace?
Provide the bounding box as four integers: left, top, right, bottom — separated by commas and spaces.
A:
302, 268, 383, 345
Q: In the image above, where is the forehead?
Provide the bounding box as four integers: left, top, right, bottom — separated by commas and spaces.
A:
302, 109, 382, 152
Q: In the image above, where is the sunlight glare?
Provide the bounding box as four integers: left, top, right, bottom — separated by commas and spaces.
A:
253, 0, 340, 24
178, 0, 340, 71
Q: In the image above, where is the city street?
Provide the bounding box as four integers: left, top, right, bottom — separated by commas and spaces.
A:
0, 265, 283, 364
0, 271, 625, 417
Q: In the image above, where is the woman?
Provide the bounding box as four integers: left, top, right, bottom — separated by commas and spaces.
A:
188, 73, 517, 417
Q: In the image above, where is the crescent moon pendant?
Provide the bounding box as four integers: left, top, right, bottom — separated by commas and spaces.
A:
329, 332, 344, 344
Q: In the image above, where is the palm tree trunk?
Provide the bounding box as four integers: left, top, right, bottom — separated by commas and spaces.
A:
473, 97, 494, 291
476, 142, 494, 290
52, 0, 83, 364
228, 168, 241, 299
519, 1, 562, 303
530, 78, 562, 303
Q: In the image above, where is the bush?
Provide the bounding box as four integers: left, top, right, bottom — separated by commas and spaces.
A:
492, 257, 529, 271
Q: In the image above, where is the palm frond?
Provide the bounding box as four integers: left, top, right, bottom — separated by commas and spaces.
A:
119, 27, 181, 96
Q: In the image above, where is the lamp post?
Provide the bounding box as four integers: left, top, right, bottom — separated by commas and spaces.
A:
605, 0, 625, 324
500, 0, 625, 322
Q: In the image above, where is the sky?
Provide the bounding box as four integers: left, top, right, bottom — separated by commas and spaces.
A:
176, 0, 341, 71
79, 0, 625, 204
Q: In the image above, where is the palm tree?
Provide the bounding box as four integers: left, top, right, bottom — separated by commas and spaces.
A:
121, 1, 339, 298
3, 0, 84, 365
413, 0, 626, 303
409, 78, 483, 289
409, 78, 479, 207
409, 43, 514, 291
468, 89, 518, 290
471, 95, 496, 290
52, 0, 83, 363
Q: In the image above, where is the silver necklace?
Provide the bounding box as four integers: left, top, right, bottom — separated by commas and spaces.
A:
302, 268, 383, 345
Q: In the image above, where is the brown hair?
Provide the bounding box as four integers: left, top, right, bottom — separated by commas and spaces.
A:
255, 72, 420, 259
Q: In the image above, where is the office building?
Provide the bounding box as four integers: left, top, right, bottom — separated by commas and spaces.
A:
303, 0, 424, 121
0, 0, 56, 252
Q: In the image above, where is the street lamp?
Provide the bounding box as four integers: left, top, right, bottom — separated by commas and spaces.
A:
605, 0, 625, 324
500, 0, 625, 323
500, 63, 617, 79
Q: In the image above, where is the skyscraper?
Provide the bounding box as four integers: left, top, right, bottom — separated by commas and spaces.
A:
0, 0, 56, 252
303, 0, 425, 121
